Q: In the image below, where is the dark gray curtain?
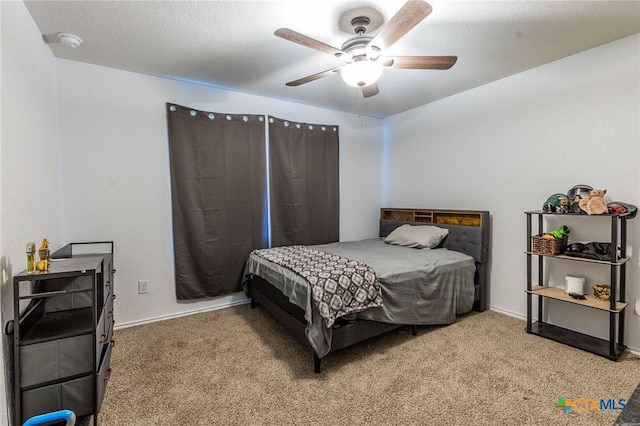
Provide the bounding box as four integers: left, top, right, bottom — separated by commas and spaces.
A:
268, 116, 339, 247
167, 104, 267, 300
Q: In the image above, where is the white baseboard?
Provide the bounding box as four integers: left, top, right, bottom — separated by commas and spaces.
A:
114, 297, 250, 330
488, 305, 526, 321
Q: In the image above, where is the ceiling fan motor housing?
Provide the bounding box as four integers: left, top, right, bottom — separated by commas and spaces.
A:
351, 16, 370, 34
341, 16, 381, 63
342, 42, 382, 69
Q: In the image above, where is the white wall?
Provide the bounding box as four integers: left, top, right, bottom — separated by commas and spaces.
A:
0, 2, 65, 424
54, 59, 385, 327
384, 34, 640, 350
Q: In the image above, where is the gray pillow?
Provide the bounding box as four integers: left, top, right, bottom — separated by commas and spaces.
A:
384, 224, 449, 249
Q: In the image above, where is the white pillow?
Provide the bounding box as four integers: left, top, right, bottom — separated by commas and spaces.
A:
384, 224, 449, 249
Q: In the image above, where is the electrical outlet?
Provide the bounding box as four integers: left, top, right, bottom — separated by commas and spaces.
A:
138, 280, 149, 294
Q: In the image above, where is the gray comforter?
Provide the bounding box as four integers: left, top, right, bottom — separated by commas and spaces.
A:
243, 238, 475, 358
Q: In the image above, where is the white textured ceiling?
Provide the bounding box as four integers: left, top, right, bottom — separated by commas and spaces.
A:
23, 1, 640, 118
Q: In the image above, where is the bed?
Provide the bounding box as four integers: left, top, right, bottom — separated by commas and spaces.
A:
243, 208, 490, 373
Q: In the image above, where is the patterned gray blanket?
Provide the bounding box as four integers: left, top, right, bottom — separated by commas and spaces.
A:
252, 245, 383, 327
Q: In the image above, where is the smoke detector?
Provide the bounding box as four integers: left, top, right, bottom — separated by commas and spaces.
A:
57, 33, 82, 48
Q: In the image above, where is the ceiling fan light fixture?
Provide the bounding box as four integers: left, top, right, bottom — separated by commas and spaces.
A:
341, 60, 382, 87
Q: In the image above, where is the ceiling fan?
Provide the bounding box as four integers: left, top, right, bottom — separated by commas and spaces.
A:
275, 0, 457, 98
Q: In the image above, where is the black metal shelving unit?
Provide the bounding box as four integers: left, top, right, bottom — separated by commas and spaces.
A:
525, 211, 632, 360
12, 242, 115, 426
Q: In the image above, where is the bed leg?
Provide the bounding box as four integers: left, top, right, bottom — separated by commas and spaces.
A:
313, 354, 321, 374
411, 325, 417, 336
250, 297, 257, 309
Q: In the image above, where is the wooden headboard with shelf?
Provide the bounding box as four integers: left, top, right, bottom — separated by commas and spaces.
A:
379, 208, 491, 312
380, 208, 486, 227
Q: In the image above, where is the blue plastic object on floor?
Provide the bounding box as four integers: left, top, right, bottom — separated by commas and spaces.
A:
23, 410, 76, 426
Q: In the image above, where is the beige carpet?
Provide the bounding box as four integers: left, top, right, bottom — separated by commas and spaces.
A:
91, 305, 640, 425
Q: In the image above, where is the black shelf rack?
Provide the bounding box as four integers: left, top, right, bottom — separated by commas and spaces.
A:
525, 211, 631, 360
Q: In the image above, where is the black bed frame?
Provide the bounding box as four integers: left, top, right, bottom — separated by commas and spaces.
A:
246, 208, 491, 373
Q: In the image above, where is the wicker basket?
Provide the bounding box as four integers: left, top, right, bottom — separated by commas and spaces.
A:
531, 235, 568, 255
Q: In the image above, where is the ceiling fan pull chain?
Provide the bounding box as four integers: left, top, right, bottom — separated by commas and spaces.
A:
359, 89, 363, 127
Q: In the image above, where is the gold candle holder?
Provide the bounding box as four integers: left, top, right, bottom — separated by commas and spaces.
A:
26, 242, 36, 274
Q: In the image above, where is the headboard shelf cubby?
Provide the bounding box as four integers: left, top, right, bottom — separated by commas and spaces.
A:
380, 208, 485, 227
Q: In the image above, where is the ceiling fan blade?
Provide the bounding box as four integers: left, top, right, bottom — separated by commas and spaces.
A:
380, 58, 395, 67
361, 83, 380, 98
388, 56, 457, 70
285, 67, 342, 87
369, 0, 433, 51
275, 28, 344, 57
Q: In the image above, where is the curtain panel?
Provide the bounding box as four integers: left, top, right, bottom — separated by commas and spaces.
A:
268, 116, 339, 247
167, 104, 267, 300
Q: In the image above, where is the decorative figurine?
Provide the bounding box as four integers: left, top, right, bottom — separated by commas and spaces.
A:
579, 189, 608, 215
36, 238, 50, 272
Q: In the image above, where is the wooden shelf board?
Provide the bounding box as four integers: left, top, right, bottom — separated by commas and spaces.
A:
527, 322, 625, 360
527, 286, 627, 312
525, 252, 628, 266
